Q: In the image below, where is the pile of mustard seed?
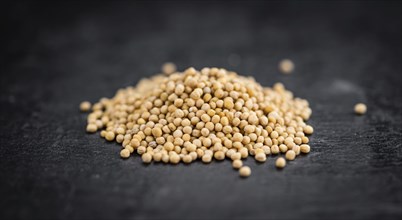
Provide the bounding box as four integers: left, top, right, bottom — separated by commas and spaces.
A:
81, 66, 313, 177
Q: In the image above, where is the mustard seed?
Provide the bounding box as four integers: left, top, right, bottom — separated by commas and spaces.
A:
80, 101, 92, 112
275, 157, 286, 168
105, 131, 115, 141
354, 103, 367, 115
300, 144, 310, 153
304, 125, 314, 135
86, 124, 97, 133
162, 62, 176, 75
142, 153, 153, 163
202, 154, 212, 163
120, 149, 130, 159
239, 166, 251, 177
232, 159, 243, 169
279, 59, 294, 74
255, 152, 266, 162
285, 150, 296, 161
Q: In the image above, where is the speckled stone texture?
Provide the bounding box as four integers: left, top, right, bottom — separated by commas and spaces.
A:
1, 1, 401, 220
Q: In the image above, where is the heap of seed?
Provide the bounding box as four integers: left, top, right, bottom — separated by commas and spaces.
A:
81, 66, 313, 177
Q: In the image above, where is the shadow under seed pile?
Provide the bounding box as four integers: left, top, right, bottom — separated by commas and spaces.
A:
81, 67, 314, 177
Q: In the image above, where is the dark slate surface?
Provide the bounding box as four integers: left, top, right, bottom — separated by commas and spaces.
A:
1, 1, 401, 220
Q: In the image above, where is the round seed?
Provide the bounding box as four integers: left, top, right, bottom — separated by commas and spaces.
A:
300, 144, 311, 153
239, 166, 251, 177
255, 152, 266, 162
279, 59, 294, 74
232, 159, 243, 169
86, 124, 97, 133
354, 103, 367, 115
142, 153, 152, 163
275, 157, 286, 168
285, 150, 296, 161
80, 101, 92, 112
120, 149, 130, 159
105, 131, 115, 141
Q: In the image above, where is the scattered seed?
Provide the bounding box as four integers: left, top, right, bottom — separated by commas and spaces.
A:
354, 103, 367, 115
232, 159, 243, 169
285, 150, 296, 161
275, 157, 286, 168
80, 101, 92, 112
279, 59, 294, 74
86, 124, 97, 133
239, 166, 251, 177
120, 149, 130, 159
162, 62, 177, 75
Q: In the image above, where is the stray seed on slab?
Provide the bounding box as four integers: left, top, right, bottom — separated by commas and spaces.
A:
80, 101, 92, 112
354, 103, 367, 115
279, 59, 294, 74
275, 157, 286, 168
239, 166, 251, 177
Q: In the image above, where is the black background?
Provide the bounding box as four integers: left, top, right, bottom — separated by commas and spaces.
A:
1, 1, 401, 220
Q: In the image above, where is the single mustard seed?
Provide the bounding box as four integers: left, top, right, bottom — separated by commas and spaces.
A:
304, 125, 314, 135
162, 62, 176, 75
120, 149, 130, 159
202, 154, 212, 163
239, 166, 251, 177
142, 153, 153, 163
255, 152, 266, 162
279, 59, 294, 74
354, 103, 367, 115
183, 154, 192, 164
105, 131, 115, 141
232, 159, 243, 169
275, 157, 286, 168
285, 150, 296, 161
86, 124, 97, 133
300, 144, 311, 153
80, 101, 92, 112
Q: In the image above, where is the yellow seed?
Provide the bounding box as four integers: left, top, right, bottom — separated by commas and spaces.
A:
86, 124, 97, 133
214, 151, 225, 160
80, 101, 92, 112
271, 145, 280, 154
354, 103, 367, 115
125, 145, 134, 153
255, 152, 266, 162
239, 148, 248, 158
120, 149, 130, 159
142, 153, 153, 163
275, 157, 286, 168
152, 127, 163, 137
300, 144, 310, 153
153, 152, 162, 162
169, 154, 180, 164
279, 144, 288, 153
304, 125, 314, 135
232, 159, 243, 169
183, 155, 192, 164
202, 154, 212, 163
270, 131, 279, 139
105, 131, 115, 141
161, 62, 176, 75
285, 150, 296, 161
239, 166, 251, 177
279, 59, 294, 74
232, 133, 243, 142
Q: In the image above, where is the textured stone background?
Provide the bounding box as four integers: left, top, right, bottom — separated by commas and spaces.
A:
1, 1, 401, 219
